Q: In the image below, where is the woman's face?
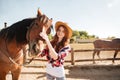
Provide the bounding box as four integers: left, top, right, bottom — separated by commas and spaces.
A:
56, 26, 65, 40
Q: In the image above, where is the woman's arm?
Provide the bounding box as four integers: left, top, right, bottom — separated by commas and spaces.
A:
45, 39, 58, 59
40, 32, 58, 60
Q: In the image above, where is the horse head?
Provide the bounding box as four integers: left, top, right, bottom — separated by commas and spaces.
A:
26, 9, 53, 57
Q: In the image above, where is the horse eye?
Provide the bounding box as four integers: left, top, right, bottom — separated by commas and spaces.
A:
35, 22, 38, 26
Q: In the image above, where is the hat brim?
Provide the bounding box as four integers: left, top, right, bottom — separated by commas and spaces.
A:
55, 21, 72, 38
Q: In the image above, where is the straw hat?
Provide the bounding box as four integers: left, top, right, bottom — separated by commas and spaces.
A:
55, 21, 72, 38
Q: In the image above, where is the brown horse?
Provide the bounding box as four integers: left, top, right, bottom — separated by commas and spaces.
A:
93, 38, 120, 64
0, 9, 53, 80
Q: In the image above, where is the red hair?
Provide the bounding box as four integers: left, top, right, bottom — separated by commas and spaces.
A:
51, 26, 69, 53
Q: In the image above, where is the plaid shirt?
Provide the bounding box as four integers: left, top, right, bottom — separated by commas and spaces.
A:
39, 45, 71, 67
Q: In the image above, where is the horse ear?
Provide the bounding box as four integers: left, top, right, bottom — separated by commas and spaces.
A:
50, 18, 53, 22
37, 8, 42, 17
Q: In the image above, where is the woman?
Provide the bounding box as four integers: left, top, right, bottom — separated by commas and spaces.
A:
39, 21, 72, 80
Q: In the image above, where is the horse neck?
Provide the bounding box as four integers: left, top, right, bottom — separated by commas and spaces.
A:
0, 38, 25, 58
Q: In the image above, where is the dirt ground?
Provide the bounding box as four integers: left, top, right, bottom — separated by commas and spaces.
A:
6, 61, 120, 80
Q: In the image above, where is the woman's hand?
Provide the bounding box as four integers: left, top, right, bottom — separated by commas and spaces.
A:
40, 27, 49, 42
36, 40, 44, 57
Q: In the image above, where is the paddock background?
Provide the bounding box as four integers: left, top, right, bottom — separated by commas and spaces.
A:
7, 43, 120, 80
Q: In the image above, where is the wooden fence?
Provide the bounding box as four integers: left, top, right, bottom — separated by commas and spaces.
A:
27, 48, 120, 65
70, 48, 120, 65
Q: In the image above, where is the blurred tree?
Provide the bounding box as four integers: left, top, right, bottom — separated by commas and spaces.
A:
72, 30, 97, 40
72, 30, 80, 37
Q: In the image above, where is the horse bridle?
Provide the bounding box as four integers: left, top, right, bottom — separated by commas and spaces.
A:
26, 15, 51, 64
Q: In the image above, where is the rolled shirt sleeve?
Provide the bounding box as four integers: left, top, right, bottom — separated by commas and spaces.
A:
38, 45, 71, 67
53, 45, 71, 67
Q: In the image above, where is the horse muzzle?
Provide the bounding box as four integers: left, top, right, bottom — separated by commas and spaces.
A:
28, 41, 41, 57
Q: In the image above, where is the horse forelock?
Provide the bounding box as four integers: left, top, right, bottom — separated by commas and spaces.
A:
0, 18, 36, 43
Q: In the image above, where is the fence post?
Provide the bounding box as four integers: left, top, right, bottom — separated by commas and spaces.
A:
4, 22, 7, 28
71, 48, 75, 65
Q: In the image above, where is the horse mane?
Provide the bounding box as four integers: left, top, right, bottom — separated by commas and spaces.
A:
0, 18, 36, 44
